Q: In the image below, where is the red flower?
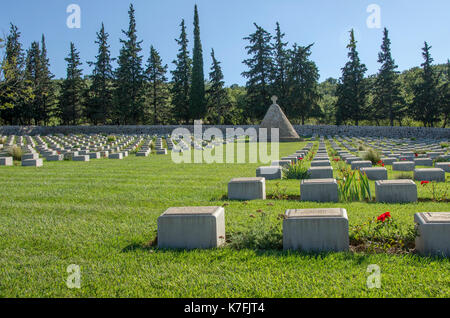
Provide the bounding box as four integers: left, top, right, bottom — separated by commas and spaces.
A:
414, 153, 418, 157
377, 212, 391, 222
420, 180, 429, 185
377, 160, 382, 164
381, 163, 385, 167
298, 157, 303, 160
333, 158, 340, 162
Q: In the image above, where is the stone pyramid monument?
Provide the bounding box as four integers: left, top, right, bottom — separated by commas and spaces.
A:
260, 96, 301, 142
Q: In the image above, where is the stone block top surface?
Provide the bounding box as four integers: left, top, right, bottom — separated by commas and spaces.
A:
162, 206, 223, 216
308, 166, 333, 170
230, 177, 265, 183
414, 168, 444, 173
301, 178, 336, 184
376, 179, 415, 185
285, 208, 346, 219
360, 167, 387, 171
416, 212, 450, 224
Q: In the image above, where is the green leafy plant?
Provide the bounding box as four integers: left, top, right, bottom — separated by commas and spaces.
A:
440, 142, 449, 148
363, 148, 382, 165
107, 136, 116, 142
434, 157, 449, 163
7, 145, 22, 161
420, 181, 448, 202
228, 212, 282, 250
283, 161, 310, 180
271, 181, 288, 200
337, 170, 372, 202
394, 172, 413, 179
350, 212, 417, 253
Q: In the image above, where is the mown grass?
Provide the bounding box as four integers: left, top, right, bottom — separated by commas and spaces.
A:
0, 141, 449, 298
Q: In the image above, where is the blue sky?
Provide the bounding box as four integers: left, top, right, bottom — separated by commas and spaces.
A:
1, 0, 449, 85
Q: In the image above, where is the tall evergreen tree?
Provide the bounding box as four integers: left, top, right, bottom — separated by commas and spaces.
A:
189, 5, 206, 121
271, 22, 289, 111
206, 48, 232, 124
335, 29, 367, 125
411, 42, 441, 127
86, 23, 114, 125
0, 24, 33, 124
59, 42, 84, 125
114, 4, 145, 124
373, 28, 404, 126
39, 35, 56, 126
439, 60, 450, 128
145, 45, 170, 124
24, 41, 42, 125
286, 43, 321, 125
242, 23, 273, 120
171, 19, 192, 123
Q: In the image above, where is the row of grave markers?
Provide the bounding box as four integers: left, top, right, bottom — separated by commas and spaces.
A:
156, 205, 449, 257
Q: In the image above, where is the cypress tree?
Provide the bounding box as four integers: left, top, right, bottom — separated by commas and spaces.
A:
87, 23, 114, 125
286, 43, 321, 125
242, 23, 273, 120
271, 22, 289, 110
374, 28, 404, 126
189, 5, 206, 121
411, 42, 441, 127
24, 41, 42, 125
206, 48, 231, 124
145, 45, 170, 124
115, 4, 145, 124
171, 19, 192, 124
59, 42, 84, 125
39, 35, 56, 126
439, 60, 450, 128
335, 29, 367, 126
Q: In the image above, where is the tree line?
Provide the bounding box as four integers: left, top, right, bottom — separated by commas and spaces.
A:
0, 4, 448, 127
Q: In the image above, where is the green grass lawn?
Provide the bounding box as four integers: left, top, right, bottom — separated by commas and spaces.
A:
0, 141, 449, 297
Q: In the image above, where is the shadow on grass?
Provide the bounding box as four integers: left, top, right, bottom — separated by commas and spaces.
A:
417, 198, 450, 203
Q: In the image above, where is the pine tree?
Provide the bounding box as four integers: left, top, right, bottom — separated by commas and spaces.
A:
114, 4, 145, 124
286, 43, 321, 125
87, 23, 114, 125
189, 5, 206, 121
206, 48, 232, 124
39, 35, 56, 126
0, 24, 33, 124
335, 29, 367, 126
171, 19, 192, 124
271, 22, 289, 110
145, 45, 170, 124
373, 28, 404, 126
242, 23, 273, 120
59, 42, 84, 125
411, 42, 440, 127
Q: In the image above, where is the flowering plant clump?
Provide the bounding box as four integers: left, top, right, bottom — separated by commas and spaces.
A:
420, 180, 448, 202
350, 212, 417, 254
375, 160, 385, 167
